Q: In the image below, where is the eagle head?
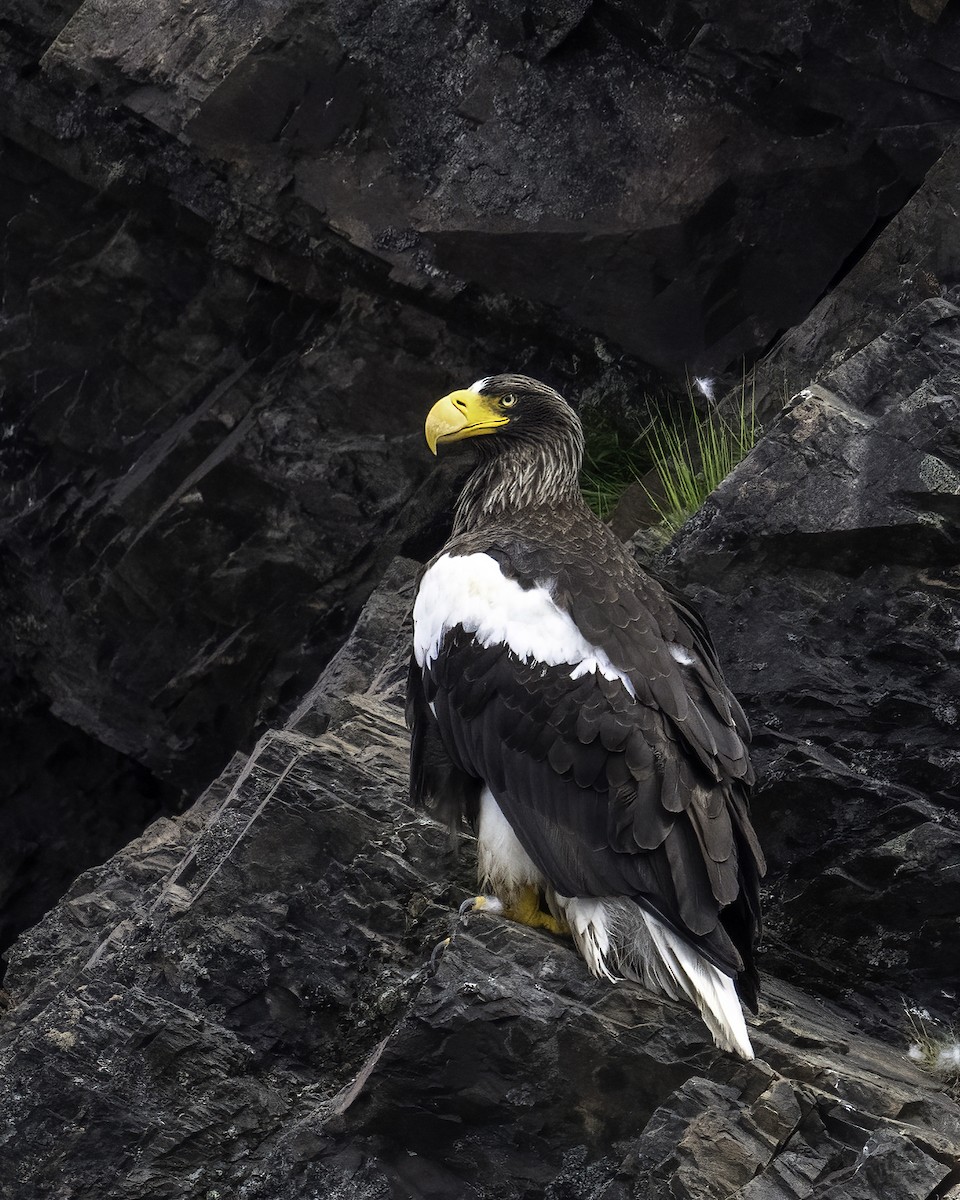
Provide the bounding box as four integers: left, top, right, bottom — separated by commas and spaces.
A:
425, 374, 583, 459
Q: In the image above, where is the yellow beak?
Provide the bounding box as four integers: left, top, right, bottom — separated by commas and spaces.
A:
424, 390, 509, 455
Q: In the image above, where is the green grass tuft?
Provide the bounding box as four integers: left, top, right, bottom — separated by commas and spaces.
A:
642, 376, 758, 534
579, 375, 759, 528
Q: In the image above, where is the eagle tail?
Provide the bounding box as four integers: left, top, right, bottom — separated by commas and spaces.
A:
557, 896, 755, 1060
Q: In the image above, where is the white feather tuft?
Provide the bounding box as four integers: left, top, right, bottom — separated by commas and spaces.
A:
557, 897, 619, 982
554, 895, 754, 1059
640, 910, 754, 1059
937, 1044, 960, 1070
476, 788, 544, 898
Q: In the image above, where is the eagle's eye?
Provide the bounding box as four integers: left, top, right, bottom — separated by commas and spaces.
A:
500, 395, 517, 409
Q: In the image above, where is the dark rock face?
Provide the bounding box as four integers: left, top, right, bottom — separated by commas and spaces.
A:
752, 143, 960, 420
659, 311, 960, 1022
0, 134, 451, 787
0, 670, 178, 960
3, 562, 958, 1199
0, 129, 474, 955
5, 0, 960, 380
185, 0, 959, 371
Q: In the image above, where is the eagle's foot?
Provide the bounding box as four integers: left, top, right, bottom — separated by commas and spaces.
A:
504, 886, 570, 936
460, 887, 569, 936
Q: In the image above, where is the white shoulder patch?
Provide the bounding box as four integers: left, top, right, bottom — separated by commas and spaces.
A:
668, 643, 696, 666
413, 551, 635, 696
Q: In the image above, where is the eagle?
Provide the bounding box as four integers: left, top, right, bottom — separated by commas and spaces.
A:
406, 374, 765, 1058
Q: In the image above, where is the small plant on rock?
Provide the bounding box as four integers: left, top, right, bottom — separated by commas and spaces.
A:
580, 375, 759, 531
904, 1003, 960, 1098
642, 375, 758, 535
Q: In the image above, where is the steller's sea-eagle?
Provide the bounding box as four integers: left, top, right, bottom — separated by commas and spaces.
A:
406, 374, 765, 1058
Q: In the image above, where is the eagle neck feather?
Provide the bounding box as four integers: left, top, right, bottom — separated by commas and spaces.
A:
452, 435, 584, 534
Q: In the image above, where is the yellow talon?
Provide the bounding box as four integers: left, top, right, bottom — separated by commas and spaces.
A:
459, 895, 503, 921
503, 886, 570, 936
429, 936, 452, 969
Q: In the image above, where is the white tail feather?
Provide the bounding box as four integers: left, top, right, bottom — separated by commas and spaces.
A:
559, 897, 619, 982
555, 894, 755, 1060
640, 911, 754, 1059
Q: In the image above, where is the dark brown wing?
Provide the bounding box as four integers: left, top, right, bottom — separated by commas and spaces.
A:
421, 622, 762, 998
481, 515, 756, 791
407, 650, 481, 832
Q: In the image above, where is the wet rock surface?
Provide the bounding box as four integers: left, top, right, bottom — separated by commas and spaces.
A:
2, 562, 958, 1200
